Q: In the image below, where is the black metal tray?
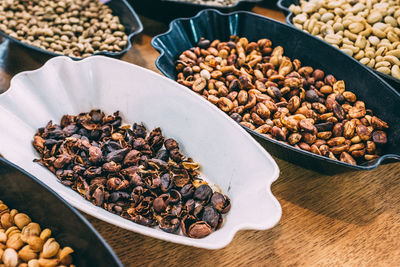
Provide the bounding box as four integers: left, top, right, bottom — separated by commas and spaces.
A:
0, 0, 143, 60
129, 0, 262, 22
276, 0, 400, 91
0, 158, 123, 267
151, 9, 400, 173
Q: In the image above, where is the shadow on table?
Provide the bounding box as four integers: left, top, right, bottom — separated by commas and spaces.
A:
87, 215, 282, 266
120, 15, 168, 73
272, 158, 400, 226
0, 37, 48, 93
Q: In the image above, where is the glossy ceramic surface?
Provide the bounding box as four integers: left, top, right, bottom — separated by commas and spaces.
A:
0, 56, 281, 249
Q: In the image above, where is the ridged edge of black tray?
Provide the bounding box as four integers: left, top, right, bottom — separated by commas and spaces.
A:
151, 9, 400, 172
0, 158, 123, 267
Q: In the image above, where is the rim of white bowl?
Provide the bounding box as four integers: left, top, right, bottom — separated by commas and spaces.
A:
3, 56, 282, 249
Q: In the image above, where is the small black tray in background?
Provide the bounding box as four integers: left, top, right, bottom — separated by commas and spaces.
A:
129, 0, 262, 22
152, 9, 400, 174
276, 0, 400, 91
0, 0, 143, 60
0, 158, 123, 267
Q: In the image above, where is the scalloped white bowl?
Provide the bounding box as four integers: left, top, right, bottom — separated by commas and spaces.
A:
0, 56, 281, 249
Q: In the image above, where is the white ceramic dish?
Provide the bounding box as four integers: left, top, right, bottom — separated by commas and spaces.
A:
0, 56, 281, 249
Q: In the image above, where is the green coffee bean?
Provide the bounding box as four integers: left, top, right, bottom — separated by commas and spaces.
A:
290, 0, 400, 80
0, 0, 129, 58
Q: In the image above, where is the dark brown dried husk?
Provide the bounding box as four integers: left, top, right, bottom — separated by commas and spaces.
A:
32, 110, 230, 238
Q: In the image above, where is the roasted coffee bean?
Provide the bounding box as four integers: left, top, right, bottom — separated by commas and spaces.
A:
299, 119, 317, 134
356, 125, 372, 141
343, 121, 356, 139
335, 94, 345, 105
366, 141, 376, 154
288, 133, 302, 145
33, 110, 230, 239
372, 131, 387, 145
340, 151, 357, 165
305, 90, 319, 102
197, 37, 211, 49
371, 116, 389, 130
327, 137, 346, 147
332, 103, 345, 120
271, 126, 287, 141
315, 122, 333, 132
333, 123, 344, 137
175, 36, 389, 165
230, 113, 243, 123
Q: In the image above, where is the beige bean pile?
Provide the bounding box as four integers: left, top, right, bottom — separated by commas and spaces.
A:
290, 0, 400, 79
0, 0, 128, 58
0, 200, 75, 267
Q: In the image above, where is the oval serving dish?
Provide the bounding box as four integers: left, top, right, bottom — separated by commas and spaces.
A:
0, 158, 123, 267
0, 0, 143, 60
276, 0, 400, 91
129, 0, 262, 22
0, 56, 281, 249
151, 9, 400, 173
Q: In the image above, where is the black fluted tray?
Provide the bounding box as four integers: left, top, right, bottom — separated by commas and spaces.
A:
276, 0, 400, 91
0, 158, 123, 267
0, 0, 143, 60
151, 9, 400, 173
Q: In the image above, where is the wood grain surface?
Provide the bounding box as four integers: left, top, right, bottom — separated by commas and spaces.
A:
0, 2, 399, 266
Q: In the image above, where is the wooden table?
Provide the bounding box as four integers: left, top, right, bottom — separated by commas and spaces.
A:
1, 3, 400, 266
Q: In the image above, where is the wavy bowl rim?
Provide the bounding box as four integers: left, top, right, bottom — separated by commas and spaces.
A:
0, 0, 143, 60
2, 55, 282, 250
151, 8, 400, 171
275, 0, 400, 87
0, 158, 124, 267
